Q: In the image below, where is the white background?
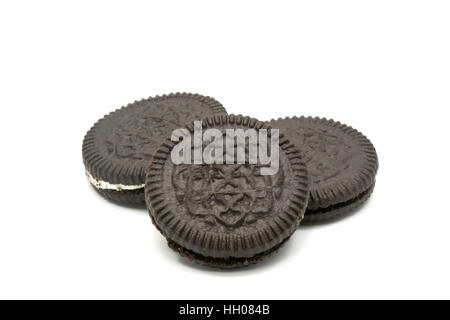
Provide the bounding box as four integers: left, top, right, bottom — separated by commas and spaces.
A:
1, 0, 449, 300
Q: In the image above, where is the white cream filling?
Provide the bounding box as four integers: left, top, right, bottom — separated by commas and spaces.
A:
85, 169, 144, 191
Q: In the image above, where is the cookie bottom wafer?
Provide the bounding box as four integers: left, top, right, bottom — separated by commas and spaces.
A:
303, 183, 375, 223
167, 237, 291, 269
93, 187, 146, 206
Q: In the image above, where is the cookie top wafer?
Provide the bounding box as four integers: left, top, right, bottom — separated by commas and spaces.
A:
82, 93, 227, 187
268, 116, 378, 211
145, 115, 309, 266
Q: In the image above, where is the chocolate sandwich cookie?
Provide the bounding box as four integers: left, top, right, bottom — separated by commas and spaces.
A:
82, 93, 227, 205
145, 115, 310, 268
268, 116, 378, 223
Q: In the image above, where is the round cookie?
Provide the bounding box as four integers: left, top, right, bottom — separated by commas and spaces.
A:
268, 116, 378, 223
145, 115, 310, 268
82, 93, 227, 205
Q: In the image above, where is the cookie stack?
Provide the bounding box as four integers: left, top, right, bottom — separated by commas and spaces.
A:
82, 93, 378, 268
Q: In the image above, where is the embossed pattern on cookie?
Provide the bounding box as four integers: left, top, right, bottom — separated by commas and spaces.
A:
145, 115, 310, 268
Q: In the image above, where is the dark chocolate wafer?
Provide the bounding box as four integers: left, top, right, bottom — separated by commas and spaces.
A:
269, 116, 378, 223
145, 115, 310, 268
82, 93, 227, 205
